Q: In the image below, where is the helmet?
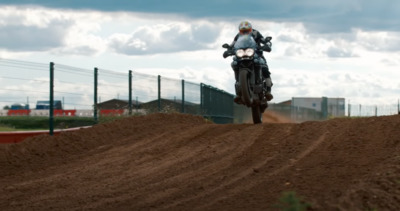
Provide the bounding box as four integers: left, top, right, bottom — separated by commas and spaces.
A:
238, 21, 252, 35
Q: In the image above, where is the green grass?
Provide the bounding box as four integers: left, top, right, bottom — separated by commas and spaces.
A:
0, 115, 143, 131
0, 116, 96, 130
0, 126, 15, 131
273, 191, 311, 211
0, 125, 47, 131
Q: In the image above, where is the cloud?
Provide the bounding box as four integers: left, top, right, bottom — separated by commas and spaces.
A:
108, 22, 222, 55
355, 30, 400, 52
325, 46, 356, 58
52, 46, 100, 56
381, 58, 400, 67
284, 46, 303, 57
0, 6, 81, 52
2, 4, 400, 58
0, 6, 76, 51
274, 70, 370, 104
0, 20, 72, 51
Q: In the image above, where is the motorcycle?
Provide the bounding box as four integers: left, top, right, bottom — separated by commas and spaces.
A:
222, 35, 272, 124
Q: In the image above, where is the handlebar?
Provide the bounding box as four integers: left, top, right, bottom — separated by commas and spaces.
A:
222, 35, 272, 58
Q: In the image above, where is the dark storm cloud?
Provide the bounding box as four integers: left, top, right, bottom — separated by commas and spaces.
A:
1, 0, 399, 33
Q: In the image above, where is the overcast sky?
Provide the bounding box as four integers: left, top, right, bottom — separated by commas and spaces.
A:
0, 0, 399, 106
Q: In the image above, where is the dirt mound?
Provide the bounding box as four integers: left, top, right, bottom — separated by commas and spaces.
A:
0, 113, 399, 210
263, 110, 293, 123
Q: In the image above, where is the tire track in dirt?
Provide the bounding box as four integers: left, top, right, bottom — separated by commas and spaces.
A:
195, 126, 328, 210
73, 123, 264, 209
0, 113, 399, 211
157, 124, 270, 209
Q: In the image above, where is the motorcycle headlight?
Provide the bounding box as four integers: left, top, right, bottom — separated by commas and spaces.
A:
236, 49, 245, 57
245, 48, 254, 57
236, 48, 254, 58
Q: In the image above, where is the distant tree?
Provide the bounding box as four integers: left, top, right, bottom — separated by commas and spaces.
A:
3, 105, 10, 110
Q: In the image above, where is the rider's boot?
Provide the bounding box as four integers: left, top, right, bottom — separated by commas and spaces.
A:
265, 78, 273, 101
266, 87, 273, 101
261, 64, 273, 101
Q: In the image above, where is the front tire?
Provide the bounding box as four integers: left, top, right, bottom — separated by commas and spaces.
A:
239, 69, 252, 106
251, 106, 262, 124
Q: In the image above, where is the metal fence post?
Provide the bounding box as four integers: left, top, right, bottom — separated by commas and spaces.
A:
181, 80, 185, 113
49, 62, 54, 135
136, 96, 139, 113
129, 70, 132, 115
348, 103, 351, 117
291, 97, 295, 122
158, 75, 161, 112
321, 96, 328, 119
200, 83, 204, 115
94, 67, 98, 123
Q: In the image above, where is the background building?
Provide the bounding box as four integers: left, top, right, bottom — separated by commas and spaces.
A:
292, 97, 346, 117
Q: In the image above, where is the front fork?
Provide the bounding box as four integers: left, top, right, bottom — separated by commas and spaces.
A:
234, 68, 263, 98
232, 59, 264, 99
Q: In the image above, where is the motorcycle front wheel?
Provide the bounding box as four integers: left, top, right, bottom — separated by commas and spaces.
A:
251, 105, 262, 124
239, 69, 253, 106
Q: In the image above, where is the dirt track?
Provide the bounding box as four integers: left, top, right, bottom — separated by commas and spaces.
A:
0, 112, 399, 210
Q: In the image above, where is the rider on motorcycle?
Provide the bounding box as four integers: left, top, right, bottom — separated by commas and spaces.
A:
227, 21, 273, 102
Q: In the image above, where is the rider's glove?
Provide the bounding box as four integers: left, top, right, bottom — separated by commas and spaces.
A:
223, 51, 229, 58
263, 42, 272, 52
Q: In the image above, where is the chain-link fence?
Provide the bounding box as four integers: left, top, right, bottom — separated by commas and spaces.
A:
347, 103, 400, 117
0, 58, 248, 132
0, 59, 49, 112
268, 101, 400, 122
1, 58, 399, 131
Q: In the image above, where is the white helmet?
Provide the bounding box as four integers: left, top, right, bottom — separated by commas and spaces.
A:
238, 21, 252, 35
